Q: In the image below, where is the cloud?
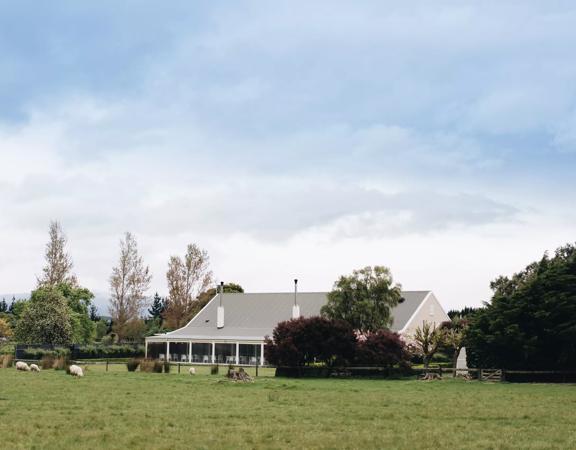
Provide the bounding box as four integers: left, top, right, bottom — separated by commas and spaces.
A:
1, 0, 575, 310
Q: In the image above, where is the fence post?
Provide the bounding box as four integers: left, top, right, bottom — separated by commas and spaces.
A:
256, 365, 259, 377
178, 363, 181, 374
479, 368, 483, 381
106, 359, 109, 372
501, 369, 505, 382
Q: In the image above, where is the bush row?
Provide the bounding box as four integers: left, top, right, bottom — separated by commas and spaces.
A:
19, 344, 145, 360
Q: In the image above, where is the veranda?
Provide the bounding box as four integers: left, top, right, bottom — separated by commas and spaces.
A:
145, 340, 265, 366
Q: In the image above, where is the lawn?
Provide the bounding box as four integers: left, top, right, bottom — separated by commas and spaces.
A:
1, 366, 576, 449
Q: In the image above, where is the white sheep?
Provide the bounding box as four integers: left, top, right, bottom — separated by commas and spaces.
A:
15, 361, 31, 372
30, 364, 40, 372
189, 367, 196, 375
69, 364, 84, 377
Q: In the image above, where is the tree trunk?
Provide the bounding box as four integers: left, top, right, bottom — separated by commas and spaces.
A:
452, 350, 459, 377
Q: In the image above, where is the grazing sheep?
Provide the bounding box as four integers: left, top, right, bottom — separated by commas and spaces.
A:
69, 364, 84, 377
30, 364, 40, 372
189, 367, 196, 375
15, 361, 31, 372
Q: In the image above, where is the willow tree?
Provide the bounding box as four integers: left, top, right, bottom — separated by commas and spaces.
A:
321, 266, 402, 332
109, 232, 152, 341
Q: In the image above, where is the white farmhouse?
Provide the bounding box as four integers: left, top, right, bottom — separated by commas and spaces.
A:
145, 288, 449, 366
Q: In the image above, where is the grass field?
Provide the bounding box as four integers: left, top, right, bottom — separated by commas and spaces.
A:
1, 366, 576, 449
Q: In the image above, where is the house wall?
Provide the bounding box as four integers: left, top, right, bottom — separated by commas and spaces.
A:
401, 292, 450, 338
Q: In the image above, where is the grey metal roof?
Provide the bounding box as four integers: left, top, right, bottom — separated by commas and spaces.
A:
153, 291, 431, 341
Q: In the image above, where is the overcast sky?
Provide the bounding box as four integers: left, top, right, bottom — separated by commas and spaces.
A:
1, 1, 575, 311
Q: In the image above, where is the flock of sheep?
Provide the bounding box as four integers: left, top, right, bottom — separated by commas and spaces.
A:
14, 361, 198, 376
15, 360, 84, 377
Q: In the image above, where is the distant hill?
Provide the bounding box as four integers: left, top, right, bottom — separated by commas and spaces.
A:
0, 293, 30, 302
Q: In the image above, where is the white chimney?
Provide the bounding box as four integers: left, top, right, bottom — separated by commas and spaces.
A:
217, 281, 224, 328
292, 279, 300, 319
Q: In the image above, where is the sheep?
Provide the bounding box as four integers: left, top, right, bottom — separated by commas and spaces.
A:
15, 361, 31, 372
69, 364, 84, 377
188, 367, 196, 375
30, 364, 40, 372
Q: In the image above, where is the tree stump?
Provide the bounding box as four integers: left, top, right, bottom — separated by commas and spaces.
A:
227, 367, 254, 383
420, 372, 442, 381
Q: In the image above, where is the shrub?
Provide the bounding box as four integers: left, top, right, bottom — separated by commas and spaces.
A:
140, 359, 164, 373
355, 330, 411, 368
75, 344, 145, 359
265, 316, 356, 367
163, 362, 171, 373
1, 354, 14, 368
140, 359, 154, 373
127, 358, 141, 372
41, 355, 56, 370
53, 355, 70, 371
210, 364, 219, 375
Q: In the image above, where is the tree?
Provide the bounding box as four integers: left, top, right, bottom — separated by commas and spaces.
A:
321, 266, 402, 332
163, 244, 213, 329
0, 298, 7, 313
89, 304, 100, 321
7, 298, 28, 328
447, 307, 479, 320
57, 283, 96, 344
14, 288, 73, 345
265, 316, 357, 367
109, 232, 152, 342
94, 319, 110, 341
148, 293, 166, 320
38, 221, 76, 287
355, 330, 411, 368
466, 243, 576, 370
412, 322, 443, 369
0, 318, 13, 340
123, 318, 147, 343
440, 317, 468, 375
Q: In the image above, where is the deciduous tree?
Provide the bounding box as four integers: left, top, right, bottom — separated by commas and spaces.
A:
14, 288, 73, 345
38, 221, 76, 287
355, 330, 410, 368
412, 322, 443, 369
0, 318, 13, 340
163, 244, 212, 329
265, 316, 356, 367
109, 232, 152, 341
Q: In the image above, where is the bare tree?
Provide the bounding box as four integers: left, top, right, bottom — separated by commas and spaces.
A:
163, 243, 213, 329
38, 221, 76, 287
109, 232, 152, 341
413, 322, 444, 370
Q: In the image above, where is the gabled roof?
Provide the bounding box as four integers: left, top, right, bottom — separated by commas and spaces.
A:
156, 291, 431, 341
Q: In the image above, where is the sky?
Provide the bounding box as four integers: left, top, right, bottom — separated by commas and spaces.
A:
1, 1, 575, 312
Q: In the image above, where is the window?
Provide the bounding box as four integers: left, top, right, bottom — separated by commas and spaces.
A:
429, 303, 435, 316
